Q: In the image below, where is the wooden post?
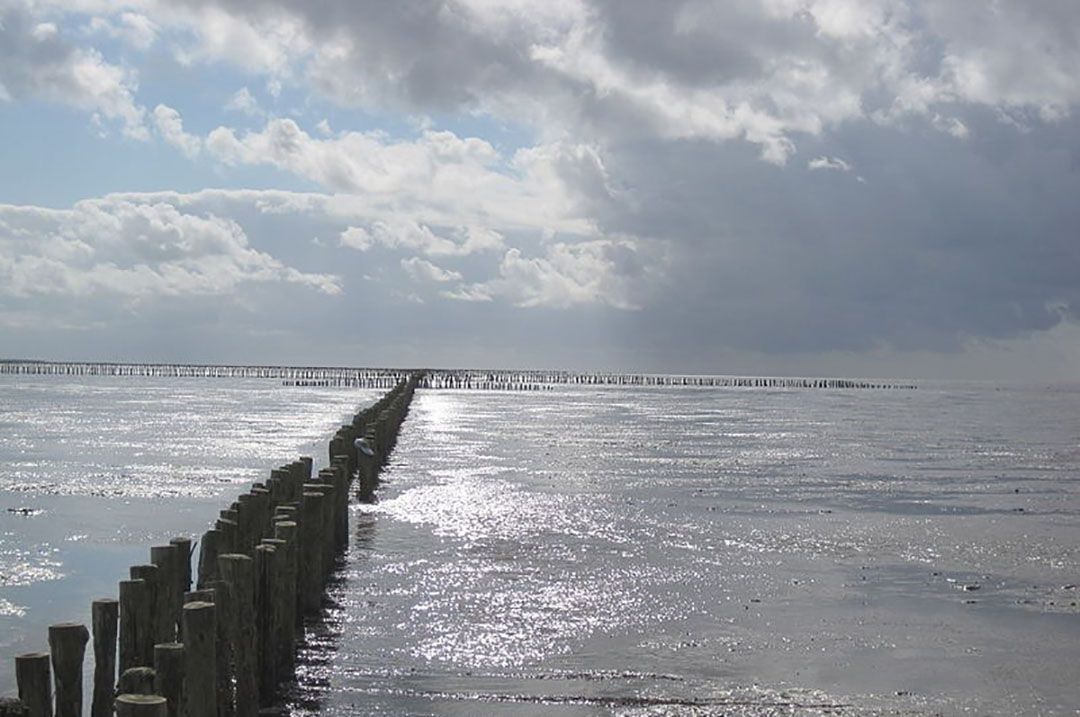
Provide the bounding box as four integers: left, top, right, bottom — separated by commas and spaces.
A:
253, 543, 276, 704
150, 545, 180, 643
128, 565, 160, 666
206, 580, 234, 717
235, 495, 255, 554
184, 589, 214, 603
196, 529, 221, 589
273, 520, 301, 638
119, 579, 151, 671
0, 698, 29, 717
250, 487, 271, 542
47, 623, 88, 717
330, 459, 349, 551
117, 667, 155, 695
114, 695, 166, 717
180, 602, 215, 717
218, 554, 257, 717
152, 643, 183, 717
299, 490, 324, 614
169, 537, 193, 596
90, 598, 118, 717
15, 652, 51, 717
215, 518, 238, 556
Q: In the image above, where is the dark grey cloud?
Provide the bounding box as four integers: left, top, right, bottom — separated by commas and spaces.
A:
5, 0, 1080, 374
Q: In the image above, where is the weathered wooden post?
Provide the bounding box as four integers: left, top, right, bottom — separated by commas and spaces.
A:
312, 476, 335, 573
235, 495, 256, 554
152, 644, 183, 717
180, 601, 215, 717
114, 695, 166, 717
206, 580, 234, 716
169, 537, 192, 596
250, 487, 271, 542
90, 598, 118, 717
183, 589, 213, 604
253, 543, 277, 704
262, 537, 289, 683
218, 554, 257, 717
150, 545, 180, 643
333, 457, 350, 548
299, 489, 325, 613
128, 564, 162, 665
118, 577, 152, 672
15, 652, 51, 717
47, 623, 88, 717
272, 520, 300, 639
196, 529, 221, 589
0, 697, 29, 716
117, 667, 155, 695
215, 517, 238, 556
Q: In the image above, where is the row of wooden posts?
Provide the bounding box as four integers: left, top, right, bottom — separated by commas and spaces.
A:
4, 374, 420, 717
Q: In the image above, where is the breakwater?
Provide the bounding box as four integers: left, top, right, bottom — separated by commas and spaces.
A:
0, 362, 410, 389
3, 374, 419, 716
1, 361, 917, 391
418, 370, 916, 390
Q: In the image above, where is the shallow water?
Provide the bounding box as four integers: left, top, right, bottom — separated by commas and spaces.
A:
2, 377, 1079, 714
289, 383, 1080, 716
0, 375, 379, 695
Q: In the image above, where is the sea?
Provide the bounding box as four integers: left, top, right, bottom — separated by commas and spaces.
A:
1, 372, 1078, 715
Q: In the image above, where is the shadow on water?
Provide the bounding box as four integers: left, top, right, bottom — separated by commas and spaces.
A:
280, 509, 379, 715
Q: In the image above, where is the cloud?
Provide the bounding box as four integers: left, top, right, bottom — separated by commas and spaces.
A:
808, 156, 853, 173
171, 0, 1080, 158
85, 12, 159, 50
153, 104, 201, 158
401, 257, 462, 283
224, 86, 263, 117
451, 239, 660, 310
338, 220, 503, 257
183, 112, 594, 233
0, 198, 341, 302
0, 3, 147, 139
4, 0, 1080, 374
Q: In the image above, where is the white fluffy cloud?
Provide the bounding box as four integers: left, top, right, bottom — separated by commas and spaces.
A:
0, 199, 340, 300
448, 239, 661, 310
0, 3, 147, 138
224, 86, 263, 117
85, 12, 159, 50
401, 257, 462, 284
153, 104, 201, 158
339, 220, 503, 257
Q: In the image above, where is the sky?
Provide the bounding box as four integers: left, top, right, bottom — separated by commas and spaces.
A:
1, 0, 1078, 379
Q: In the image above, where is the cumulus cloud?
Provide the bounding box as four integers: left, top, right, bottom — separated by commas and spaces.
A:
0, 198, 341, 301
85, 12, 158, 50
338, 220, 503, 257
189, 113, 594, 233
5, 0, 1080, 371
401, 257, 462, 284
449, 239, 660, 310
0, 3, 147, 138
224, 86, 263, 117
153, 104, 201, 158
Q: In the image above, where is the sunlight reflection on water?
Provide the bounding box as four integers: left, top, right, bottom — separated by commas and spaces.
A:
292, 384, 1080, 716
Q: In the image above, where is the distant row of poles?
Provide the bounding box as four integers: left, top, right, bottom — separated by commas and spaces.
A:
0, 361, 916, 391
4, 375, 420, 717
